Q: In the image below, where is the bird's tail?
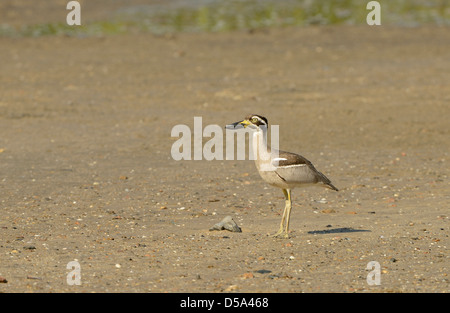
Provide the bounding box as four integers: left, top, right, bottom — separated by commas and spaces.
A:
318, 171, 338, 191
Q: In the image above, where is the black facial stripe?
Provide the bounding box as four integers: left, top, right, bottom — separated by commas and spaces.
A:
244, 114, 268, 127
252, 116, 267, 126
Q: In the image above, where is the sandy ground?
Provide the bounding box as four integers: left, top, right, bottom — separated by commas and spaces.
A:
0, 25, 449, 293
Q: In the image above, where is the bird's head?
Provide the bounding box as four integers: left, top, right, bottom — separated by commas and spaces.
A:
226, 114, 268, 130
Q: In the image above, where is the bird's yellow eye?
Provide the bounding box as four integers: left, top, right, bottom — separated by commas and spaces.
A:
251, 117, 258, 123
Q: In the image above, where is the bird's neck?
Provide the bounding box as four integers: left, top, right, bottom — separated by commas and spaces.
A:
252, 128, 271, 165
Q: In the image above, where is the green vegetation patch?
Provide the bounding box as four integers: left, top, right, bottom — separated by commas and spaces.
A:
1, 0, 449, 37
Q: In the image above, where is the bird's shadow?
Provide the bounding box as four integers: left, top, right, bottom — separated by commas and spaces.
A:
307, 227, 371, 235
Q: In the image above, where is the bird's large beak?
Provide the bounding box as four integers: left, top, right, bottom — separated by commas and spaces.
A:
225, 120, 250, 129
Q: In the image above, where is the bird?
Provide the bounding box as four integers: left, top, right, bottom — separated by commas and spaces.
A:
226, 114, 338, 238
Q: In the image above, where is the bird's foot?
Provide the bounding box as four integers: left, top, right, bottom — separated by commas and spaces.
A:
270, 230, 290, 239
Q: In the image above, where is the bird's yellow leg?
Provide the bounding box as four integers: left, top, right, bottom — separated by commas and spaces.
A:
271, 189, 291, 238
272, 208, 287, 237
283, 189, 292, 237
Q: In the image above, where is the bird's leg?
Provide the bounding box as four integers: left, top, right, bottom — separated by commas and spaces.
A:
283, 189, 292, 237
272, 206, 287, 237
271, 189, 291, 238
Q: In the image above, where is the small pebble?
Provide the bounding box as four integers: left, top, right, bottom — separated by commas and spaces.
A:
209, 216, 241, 232
224, 285, 238, 292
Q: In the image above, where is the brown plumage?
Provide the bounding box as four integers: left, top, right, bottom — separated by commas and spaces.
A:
276, 150, 338, 191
